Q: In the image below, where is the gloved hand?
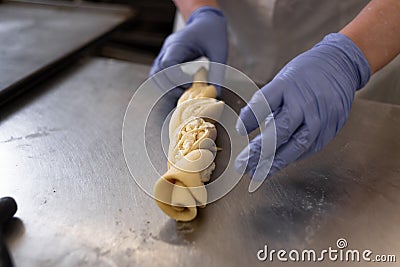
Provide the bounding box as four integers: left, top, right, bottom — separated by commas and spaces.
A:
235, 33, 371, 181
149, 6, 228, 97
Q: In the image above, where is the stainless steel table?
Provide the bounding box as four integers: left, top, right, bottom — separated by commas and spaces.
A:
0, 58, 399, 267
0, 0, 133, 104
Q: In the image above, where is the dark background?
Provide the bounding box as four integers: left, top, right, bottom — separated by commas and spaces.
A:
90, 0, 176, 64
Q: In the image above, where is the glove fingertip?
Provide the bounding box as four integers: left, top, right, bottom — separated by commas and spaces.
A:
149, 57, 161, 76
235, 117, 248, 136
235, 135, 262, 176
268, 166, 280, 177
234, 149, 249, 174
237, 105, 258, 135
249, 166, 256, 178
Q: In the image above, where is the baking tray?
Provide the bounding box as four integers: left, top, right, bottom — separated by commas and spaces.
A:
0, 0, 133, 105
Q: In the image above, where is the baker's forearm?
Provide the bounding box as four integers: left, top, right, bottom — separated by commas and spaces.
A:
173, 0, 219, 21
340, 0, 400, 74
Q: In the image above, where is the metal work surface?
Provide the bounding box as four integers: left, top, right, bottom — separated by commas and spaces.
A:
0, 58, 399, 266
0, 0, 132, 104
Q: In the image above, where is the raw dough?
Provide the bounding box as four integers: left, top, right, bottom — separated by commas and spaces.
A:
154, 68, 224, 221
168, 98, 224, 139
177, 67, 218, 105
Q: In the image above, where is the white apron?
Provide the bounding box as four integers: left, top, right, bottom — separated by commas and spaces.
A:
216, 0, 370, 84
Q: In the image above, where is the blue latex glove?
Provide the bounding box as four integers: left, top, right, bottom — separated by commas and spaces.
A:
235, 33, 371, 181
149, 6, 228, 97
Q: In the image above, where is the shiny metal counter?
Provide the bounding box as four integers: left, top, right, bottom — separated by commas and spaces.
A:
0, 58, 399, 266
0, 0, 133, 104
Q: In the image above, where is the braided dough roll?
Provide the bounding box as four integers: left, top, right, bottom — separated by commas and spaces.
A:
154, 68, 224, 221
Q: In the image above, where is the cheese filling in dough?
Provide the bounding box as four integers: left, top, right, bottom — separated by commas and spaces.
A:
153, 68, 224, 221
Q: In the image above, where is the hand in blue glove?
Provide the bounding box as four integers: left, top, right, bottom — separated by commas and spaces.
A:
149, 6, 228, 97
235, 33, 371, 181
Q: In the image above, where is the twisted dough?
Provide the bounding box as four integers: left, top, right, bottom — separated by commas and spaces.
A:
154, 68, 224, 221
